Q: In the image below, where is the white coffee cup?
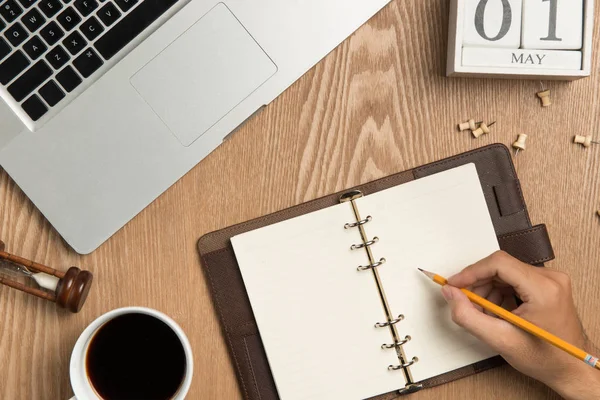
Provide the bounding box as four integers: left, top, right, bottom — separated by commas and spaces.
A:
69, 307, 193, 400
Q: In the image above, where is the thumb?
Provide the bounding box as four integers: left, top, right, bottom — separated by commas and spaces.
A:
441, 285, 522, 354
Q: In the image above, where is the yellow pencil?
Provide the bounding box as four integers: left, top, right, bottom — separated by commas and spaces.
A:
418, 268, 600, 371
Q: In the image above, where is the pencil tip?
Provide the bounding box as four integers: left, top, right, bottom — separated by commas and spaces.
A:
418, 269, 436, 280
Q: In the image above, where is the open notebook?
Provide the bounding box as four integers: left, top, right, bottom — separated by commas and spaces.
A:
231, 163, 500, 400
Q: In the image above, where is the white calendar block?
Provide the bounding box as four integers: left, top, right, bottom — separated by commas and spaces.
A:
463, 0, 523, 48
447, 0, 594, 79
522, 0, 584, 49
462, 47, 582, 69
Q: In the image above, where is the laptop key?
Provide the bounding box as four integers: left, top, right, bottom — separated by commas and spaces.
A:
16, 0, 37, 8
56, 64, 80, 92
113, 0, 134, 12
45, 44, 69, 69
57, 6, 80, 30
40, 20, 63, 45
0, 18, 5, 32
73, 47, 101, 77
0, 0, 23, 23
96, 2, 119, 26
4, 21, 28, 46
38, 79, 64, 106
22, 35, 47, 59
94, 0, 178, 60
0, 37, 9, 60
38, 0, 62, 18
62, 30, 85, 55
0, 50, 29, 85
22, 94, 47, 120
79, 15, 102, 40
74, 0, 96, 16
8, 59, 51, 101
21, 7, 45, 32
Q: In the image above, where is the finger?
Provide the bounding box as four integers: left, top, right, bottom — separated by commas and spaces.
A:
470, 278, 494, 288
497, 286, 517, 296
472, 284, 494, 312
503, 294, 518, 311
441, 285, 526, 353
472, 283, 494, 299
470, 278, 514, 289
487, 288, 504, 305
484, 288, 504, 316
447, 251, 541, 301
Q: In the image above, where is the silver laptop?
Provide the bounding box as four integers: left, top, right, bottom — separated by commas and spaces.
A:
0, 0, 390, 253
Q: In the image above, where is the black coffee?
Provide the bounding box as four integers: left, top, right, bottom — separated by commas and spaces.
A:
86, 313, 187, 400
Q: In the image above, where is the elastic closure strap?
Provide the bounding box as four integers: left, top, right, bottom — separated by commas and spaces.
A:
497, 224, 555, 265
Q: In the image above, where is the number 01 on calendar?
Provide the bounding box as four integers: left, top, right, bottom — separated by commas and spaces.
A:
447, 0, 594, 79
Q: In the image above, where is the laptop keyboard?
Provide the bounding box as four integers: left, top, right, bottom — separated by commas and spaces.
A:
0, 0, 180, 123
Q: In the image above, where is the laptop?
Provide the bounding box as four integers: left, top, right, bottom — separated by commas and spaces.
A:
0, 0, 391, 253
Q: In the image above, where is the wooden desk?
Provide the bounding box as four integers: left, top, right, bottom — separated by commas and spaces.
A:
1, 1, 599, 398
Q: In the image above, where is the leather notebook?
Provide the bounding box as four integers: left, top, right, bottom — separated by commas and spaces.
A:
198, 144, 555, 399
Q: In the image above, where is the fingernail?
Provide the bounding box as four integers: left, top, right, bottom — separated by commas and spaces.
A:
441, 286, 454, 301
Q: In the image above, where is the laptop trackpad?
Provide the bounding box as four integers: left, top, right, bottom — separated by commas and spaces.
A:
130, 4, 277, 147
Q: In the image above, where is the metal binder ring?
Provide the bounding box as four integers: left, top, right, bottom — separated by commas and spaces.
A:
388, 357, 419, 371
375, 314, 404, 328
344, 216, 372, 229
357, 258, 386, 271
381, 335, 411, 349
351, 237, 379, 250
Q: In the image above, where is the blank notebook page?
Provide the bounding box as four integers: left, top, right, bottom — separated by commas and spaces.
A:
232, 163, 499, 400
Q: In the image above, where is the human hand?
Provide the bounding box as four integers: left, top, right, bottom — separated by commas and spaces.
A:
442, 251, 600, 400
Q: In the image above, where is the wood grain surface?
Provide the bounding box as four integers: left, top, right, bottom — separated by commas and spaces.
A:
1, 1, 599, 399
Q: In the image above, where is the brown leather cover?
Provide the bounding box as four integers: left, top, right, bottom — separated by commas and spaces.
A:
198, 144, 555, 399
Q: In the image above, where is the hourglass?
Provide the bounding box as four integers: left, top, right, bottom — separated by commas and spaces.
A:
0, 240, 93, 313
